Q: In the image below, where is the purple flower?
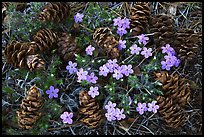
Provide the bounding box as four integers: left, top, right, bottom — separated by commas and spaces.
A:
137, 34, 149, 45
117, 27, 127, 37
117, 40, 126, 50
86, 72, 98, 84
164, 54, 177, 67
121, 64, 133, 76
105, 110, 116, 121
60, 112, 73, 124
136, 102, 148, 115
74, 13, 84, 23
121, 18, 130, 29
99, 65, 109, 76
46, 86, 59, 99
66, 61, 77, 74
76, 68, 88, 82
147, 101, 159, 113
105, 59, 118, 73
113, 68, 123, 80
130, 44, 142, 55
113, 17, 122, 27
161, 60, 172, 70
141, 47, 153, 58
85, 45, 95, 56
115, 108, 126, 120
105, 101, 116, 112
174, 58, 180, 67
88, 86, 99, 98
161, 44, 175, 55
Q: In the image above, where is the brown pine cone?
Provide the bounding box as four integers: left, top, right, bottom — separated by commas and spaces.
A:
16, 85, 42, 130
38, 2, 70, 23
3, 40, 45, 71
93, 27, 119, 59
32, 28, 58, 53
172, 28, 199, 62
156, 96, 185, 128
154, 71, 190, 107
130, 2, 151, 36
57, 33, 81, 61
78, 90, 103, 128
150, 14, 176, 48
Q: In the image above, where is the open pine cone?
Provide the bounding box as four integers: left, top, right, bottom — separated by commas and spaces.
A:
4, 40, 45, 71
150, 14, 176, 48
172, 28, 199, 62
57, 33, 81, 61
93, 27, 119, 59
16, 85, 42, 130
32, 28, 58, 53
38, 2, 70, 23
156, 96, 186, 128
130, 2, 151, 36
78, 90, 103, 128
154, 71, 190, 107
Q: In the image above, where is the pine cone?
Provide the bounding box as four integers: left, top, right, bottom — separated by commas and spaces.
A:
57, 33, 81, 61
130, 2, 151, 36
32, 28, 58, 53
156, 96, 185, 128
150, 14, 176, 47
93, 27, 119, 59
68, 2, 86, 13
4, 40, 45, 71
154, 71, 190, 107
38, 2, 70, 23
16, 85, 42, 129
172, 29, 199, 62
79, 90, 103, 128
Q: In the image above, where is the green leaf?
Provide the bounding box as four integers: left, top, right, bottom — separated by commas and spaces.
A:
3, 86, 14, 94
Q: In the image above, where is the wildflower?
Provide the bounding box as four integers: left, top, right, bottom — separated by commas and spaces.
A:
130, 44, 142, 55
141, 47, 152, 58
136, 102, 148, 115
105, 59, 118, 73
117, 40, 126, 50
86, 72, 98, 84
113, 68, 123, 80
161, 60, 171, 70
174, 58, 180, 67
88, 86, 99, 98
46, 86, 59, 99
60, 112, 73, 124
113, 17, 122, 27
76, 68, 88, 82
85, 45, 95, 56
161, 44, 175, 55
147, 101, 159, 113
115, 108, 126, 120
137, 34, 149, 45
74, 13, 84, 23
121, 18, 130, 29
105, 110, 116, 121
66, 61, 77, 74
99, 65, 109, 76
117, 27, 127, 37
164, 54, 177, 67
105, 101, 116, 112
121, 64, 133, 76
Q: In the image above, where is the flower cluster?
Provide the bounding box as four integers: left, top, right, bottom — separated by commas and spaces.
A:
113, 17, 130, 36
161, 44, 180, 70
99, 59, 133, 80
130, 44, 152, 59
105, 101, 126, 121
136, 101, 159, 115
